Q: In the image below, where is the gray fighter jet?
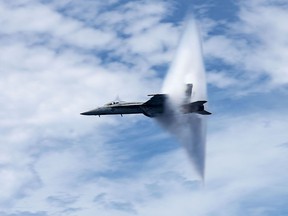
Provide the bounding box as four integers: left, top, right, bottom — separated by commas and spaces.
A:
81, 84, 211, 117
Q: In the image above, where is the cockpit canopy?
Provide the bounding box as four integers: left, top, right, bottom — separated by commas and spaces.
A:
105, 101, 120, 106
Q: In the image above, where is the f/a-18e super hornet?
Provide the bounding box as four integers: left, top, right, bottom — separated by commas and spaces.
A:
81, 84, 211, 117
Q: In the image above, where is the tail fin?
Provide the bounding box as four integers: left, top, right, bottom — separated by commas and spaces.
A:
182, 100, 211, 115
184, 83, 193, 103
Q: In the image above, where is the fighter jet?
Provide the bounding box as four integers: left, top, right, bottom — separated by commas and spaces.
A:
81, 84, 211, 117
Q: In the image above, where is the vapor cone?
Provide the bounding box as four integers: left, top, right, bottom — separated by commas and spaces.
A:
157, 18, 207, 180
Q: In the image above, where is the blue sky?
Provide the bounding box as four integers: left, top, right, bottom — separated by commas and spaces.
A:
1, 0, 288, 215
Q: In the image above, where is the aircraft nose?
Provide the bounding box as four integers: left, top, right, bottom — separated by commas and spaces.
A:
80, 112, 91, 115
81, 107, 108, 116
80, 109, 98, 115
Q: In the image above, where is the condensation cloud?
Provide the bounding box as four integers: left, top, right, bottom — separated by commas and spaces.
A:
157, 17, 208, 180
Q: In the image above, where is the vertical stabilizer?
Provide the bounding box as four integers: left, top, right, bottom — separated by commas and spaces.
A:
184, 83, 193, 104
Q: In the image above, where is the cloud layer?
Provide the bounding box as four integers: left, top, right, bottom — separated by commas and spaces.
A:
1, 0, 288, 215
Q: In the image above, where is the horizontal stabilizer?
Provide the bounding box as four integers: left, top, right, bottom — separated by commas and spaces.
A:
197, 110, 211, 115
190, 100, 207, 106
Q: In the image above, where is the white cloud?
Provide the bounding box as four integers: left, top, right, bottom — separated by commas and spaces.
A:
0, 0, 175, 211
6, 112, 287, 216
90, 0, 179, 66
236, 0, 288, 85
0, 1, 115, 49
204, 35, 247, 65
207, 70, 238, 88
126, 23, 178, 55
203, 0, 288, 89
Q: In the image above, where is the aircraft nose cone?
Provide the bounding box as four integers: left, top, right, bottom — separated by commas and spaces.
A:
80, 110, 95, 115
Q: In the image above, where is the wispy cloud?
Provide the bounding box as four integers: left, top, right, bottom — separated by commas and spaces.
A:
203, 0, 288, 91
0, 0, 177, 212
207, 70, 238, 88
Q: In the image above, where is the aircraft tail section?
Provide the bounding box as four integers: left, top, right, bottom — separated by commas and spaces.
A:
190, 100, 207, 106
197, 110, 211, 115
182, 100, 211, 115
184, 83, 193, 104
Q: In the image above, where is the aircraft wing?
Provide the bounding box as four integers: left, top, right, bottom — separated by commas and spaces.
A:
144, 94, 167, 106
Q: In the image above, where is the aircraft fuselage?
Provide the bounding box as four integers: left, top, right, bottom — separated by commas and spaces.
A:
81, 96, 210, 117
81, 101, 164, 117
81, 84, 211, 117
